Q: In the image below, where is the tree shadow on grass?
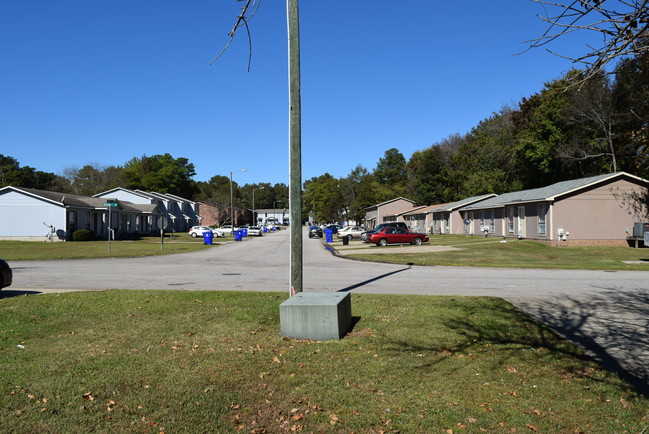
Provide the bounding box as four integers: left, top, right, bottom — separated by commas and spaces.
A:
509, 287, 649, 397
381, 290, 649, 397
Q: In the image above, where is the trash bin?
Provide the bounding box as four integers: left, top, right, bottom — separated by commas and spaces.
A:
342, 235, 350, 245
242, 228, 248, 237
325, 229, 333, 243
263, 226, 267, 233
202, 231, 213, 245
234, 230, 243, 241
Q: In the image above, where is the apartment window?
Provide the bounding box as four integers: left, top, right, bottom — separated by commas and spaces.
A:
537, 203, 547, 235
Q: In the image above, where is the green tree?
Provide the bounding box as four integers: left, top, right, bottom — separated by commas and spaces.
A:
374, 148, 407, 195
63, 164, 127, 196
612, 48, 649, 178
454, 108, 523, 196
512, 76, 574, 188
0, 155, 63, 190
123, 154, 199, 198
303, 173, 343, 223
340, 165, 378, 225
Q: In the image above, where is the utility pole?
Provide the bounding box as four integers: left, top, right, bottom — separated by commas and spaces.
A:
287, 0, 302, 295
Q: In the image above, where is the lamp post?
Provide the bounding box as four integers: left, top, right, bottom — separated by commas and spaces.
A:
252, 187, 264, 226
230, 169, 247, 228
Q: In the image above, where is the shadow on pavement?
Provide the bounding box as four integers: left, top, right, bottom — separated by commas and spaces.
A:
0, 289, 43, 299
337, 265, 412, 292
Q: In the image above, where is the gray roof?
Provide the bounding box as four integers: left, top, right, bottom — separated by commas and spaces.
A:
9, 187, 108, 209
365, 197, 415, 210
432, 194, 496, 213
7, 186, 160, 213
461, 172, 646, 211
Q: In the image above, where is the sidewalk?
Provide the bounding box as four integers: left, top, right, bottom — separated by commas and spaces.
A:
328, 241, 461, 255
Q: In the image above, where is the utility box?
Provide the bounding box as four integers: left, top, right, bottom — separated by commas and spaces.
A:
280, 292, 352, 341
633, 222, 649, 237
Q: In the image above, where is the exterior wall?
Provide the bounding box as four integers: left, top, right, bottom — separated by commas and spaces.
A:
404, 214, 425, 232
364, 208, 378, 228
0, 190, 67, 241
448, 210, 464, 234
96, 190, 151, 204
199, 202, 227, 226
378, 200, 414, 224
431, 211, 454, 234
553, 179, 647, 241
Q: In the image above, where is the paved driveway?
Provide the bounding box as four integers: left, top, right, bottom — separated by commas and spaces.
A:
4, 229, 649, 394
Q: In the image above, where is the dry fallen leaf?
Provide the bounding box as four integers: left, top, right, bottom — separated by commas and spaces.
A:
273, 356, 282, 364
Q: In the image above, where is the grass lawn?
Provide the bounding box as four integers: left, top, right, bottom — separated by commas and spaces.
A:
1, 290, 647, 432
344, 235, 649, 271
0, 234, 223, 260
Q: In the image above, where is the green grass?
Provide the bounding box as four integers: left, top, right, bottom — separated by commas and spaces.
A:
346, 235, 649, 270
0, 234, 221, 260
1, 290, 647, 432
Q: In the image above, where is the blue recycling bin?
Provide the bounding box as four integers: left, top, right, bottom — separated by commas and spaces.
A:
242, 228, 248, 237
325, 229, 333, 243
202, 231, 213, 245
263, 226, 267, 233
234, 229, 243, 241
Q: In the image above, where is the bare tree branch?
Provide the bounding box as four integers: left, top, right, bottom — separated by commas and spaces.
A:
211, 0, 263, 71
522, 0, 649, 83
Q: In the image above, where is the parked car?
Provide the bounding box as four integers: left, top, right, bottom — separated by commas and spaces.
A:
189, 226, 213, 238
336, 226, 366, 240
368, 227, 429, 246
219, 225, 234, 236
361, 222, 408, 242
247, 226, 263, 236
308, 226, 323, 238
323, 224, 342, 234
211, 227, 225, 238
0, 259, 12, 289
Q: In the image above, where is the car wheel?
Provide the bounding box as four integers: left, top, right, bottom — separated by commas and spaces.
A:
191, 233, 197, 237
413, 237, 423, 245
377, 238, 388, 247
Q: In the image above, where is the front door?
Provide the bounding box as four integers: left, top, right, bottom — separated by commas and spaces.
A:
517, 206, 526, 237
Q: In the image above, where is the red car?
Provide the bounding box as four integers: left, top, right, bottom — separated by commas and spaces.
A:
368, 227, 429, 246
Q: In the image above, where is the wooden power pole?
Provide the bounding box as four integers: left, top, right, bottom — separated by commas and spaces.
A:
287, 0, 302, 295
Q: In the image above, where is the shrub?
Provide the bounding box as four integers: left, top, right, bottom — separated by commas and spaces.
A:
72, 229, 95, 241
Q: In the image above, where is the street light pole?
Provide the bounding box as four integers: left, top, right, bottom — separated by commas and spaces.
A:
252, 187, 264, 226
230, 169, 247, 228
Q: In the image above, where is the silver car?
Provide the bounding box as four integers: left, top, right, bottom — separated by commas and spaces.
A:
336, 226, 366, 240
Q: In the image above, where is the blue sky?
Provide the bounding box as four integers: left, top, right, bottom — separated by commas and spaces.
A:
1, 1, 595, 186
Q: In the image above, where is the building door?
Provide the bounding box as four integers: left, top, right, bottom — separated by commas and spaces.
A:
517, 206, 526, 237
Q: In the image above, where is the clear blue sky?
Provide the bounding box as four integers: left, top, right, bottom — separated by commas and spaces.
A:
1, 1, 595, 186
